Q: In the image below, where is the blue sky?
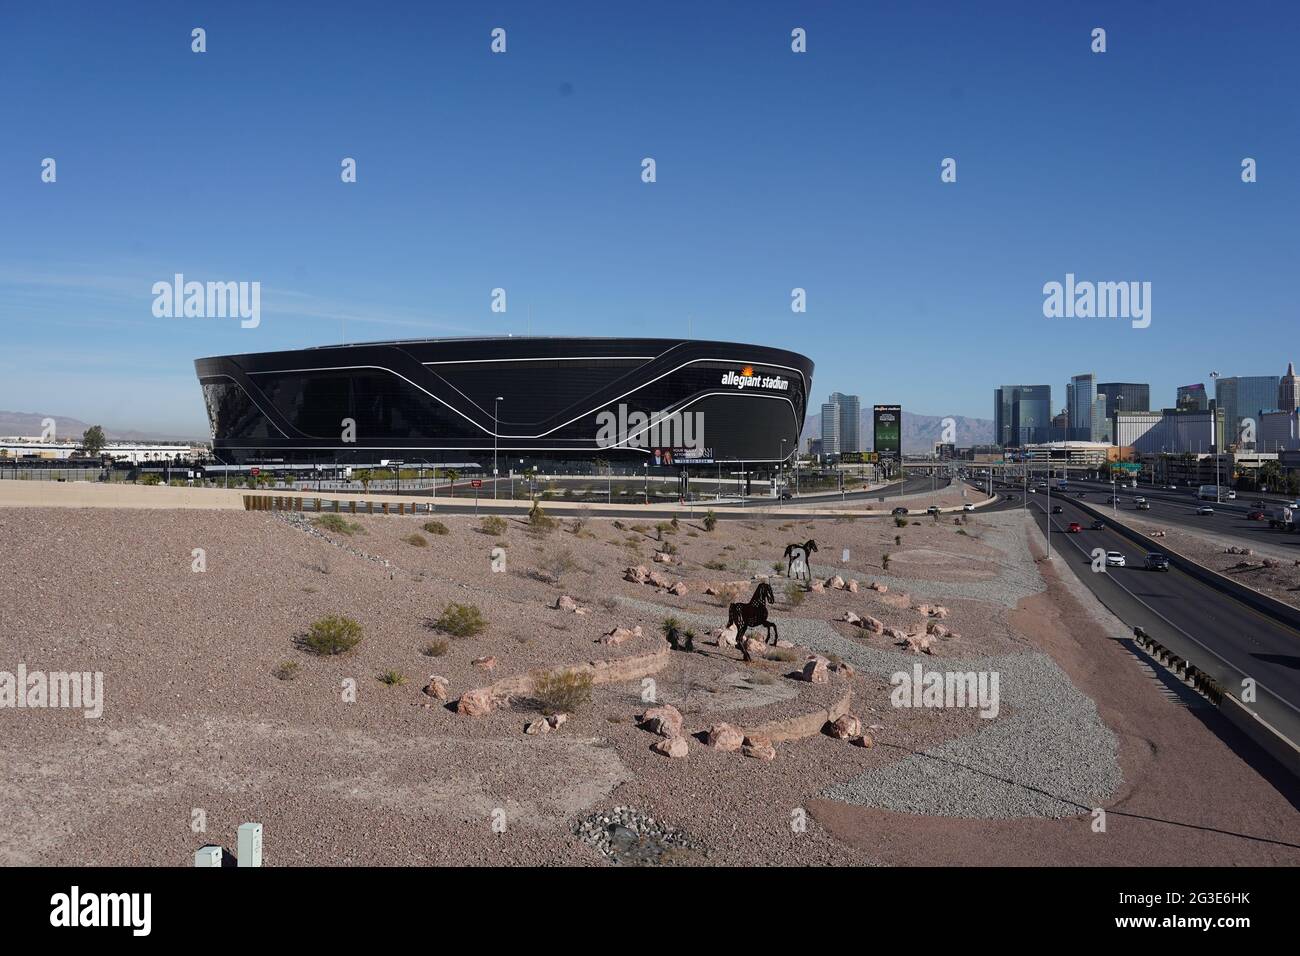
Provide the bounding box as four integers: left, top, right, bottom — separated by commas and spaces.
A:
1, 1, 1296, 437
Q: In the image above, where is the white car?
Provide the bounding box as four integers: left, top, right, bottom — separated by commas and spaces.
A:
963, 503, 975, 512
1196, 506, 1214, 515
1225, 491, 1237, 500
1105, 551, 1127, 567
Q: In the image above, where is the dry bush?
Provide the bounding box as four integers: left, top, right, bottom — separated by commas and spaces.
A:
298, 615, 363, 656
423, 520, 449, 535
432, 603, 487, 638
531, 669, 593, 715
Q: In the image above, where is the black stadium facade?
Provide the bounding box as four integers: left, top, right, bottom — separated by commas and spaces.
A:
195, 337, 813, 473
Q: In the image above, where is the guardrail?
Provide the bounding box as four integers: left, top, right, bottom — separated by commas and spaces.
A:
243, 495, 436, 515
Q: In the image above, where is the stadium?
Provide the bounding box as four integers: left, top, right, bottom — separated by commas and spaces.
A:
194, 337, 813, 473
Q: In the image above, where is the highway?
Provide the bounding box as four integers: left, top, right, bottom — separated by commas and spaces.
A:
1035, 478, 1300, 556
1022, 491, 1300, 727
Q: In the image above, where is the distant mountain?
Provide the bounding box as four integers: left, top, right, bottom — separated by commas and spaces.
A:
800, 410, 993, 452
0, 410, 205, 443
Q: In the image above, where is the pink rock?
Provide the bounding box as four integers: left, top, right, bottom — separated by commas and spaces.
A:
546, 713, 568, 729
472, 656, 497, 670
422, 675, 450, 700
851, 734, 874, 748
831, 660, 856, 678
669, 581, 688, 596
714, 624, 739, 648
639, 704, 684, 738
456, 688, 495, 716
741, 638, 767, 661
826, 713, 862, 739
846, 579, 860, 593
801, 658, 830, 684
841, 611, 861, 626
862, 616, 885, 634
653, 552, 674, 564
599, 625, 641, 646
556, 594, 579, 611
742, 736, 776, 761
912, 603, 933, 617
524, 718, 550, 735
652, 736, 689, 758
827, 575, 846, 590
706, 722, 744, 752
926, 621, 951, 638
808, 580, 824, 593
868, 581, 887, 593
624, 565, 650, 583
930, 606, 950, 619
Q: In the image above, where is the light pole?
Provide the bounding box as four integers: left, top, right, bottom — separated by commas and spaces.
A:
1209, 371, 1221, 502
644, 461, 649, 505
493, 396, 503, 500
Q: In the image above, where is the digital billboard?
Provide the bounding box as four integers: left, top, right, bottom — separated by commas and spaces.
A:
873, 404, 902, 460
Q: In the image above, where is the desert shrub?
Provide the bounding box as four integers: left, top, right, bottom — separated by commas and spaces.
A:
704, 560, 727, 571
433, 603, 487, 638
660, 540, 678, 555
422, 639, 450, 657
531, 668, 593, 715
528, 501, 557, 533
315, 513, 364, 536
423, 520, 449, 535
378, 670, 407, 686
784, 583, 805, 606
272, 660, 299, 681
769, 648, 798, 663
568, 516, 587, 535
300, 615, 363, 656
894, 516, 908, 528
480, 515, 507, 536
772, 561, 784, 573
703, 510, 717, 532
540, 547, 578, 582
139, 473, 161, 486
403, 533, 428, 547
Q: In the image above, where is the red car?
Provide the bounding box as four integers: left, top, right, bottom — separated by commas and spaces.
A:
1247, 510, 1266, 520
1067, 522, 1083, 533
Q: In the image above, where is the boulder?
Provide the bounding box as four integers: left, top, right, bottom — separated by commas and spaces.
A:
831, 660, 856, 678
862, 616, 885, 634
652, 736, 689, 758
599, 625, 642, 646
868, 581, 888, 593
741, 638, 767, 661
422, 675, 450, 700
669, 581, 689, 596
827, 575, 846, 590
555, 595, 580, 611
653, 551, 674, 565
846, 579, 860, 593
930, 605, 950, 620
841, 611, 861, 626
524, 718, 550, 736
456, 688, 495, 716
742, 736, 777, 761
714, 624, 739, 648
625, 565, 650, 583
647, 571, 673, 589
639, 703, 684, 738
926, 621, 951, 638
912, 603, 933, 617
546, 713, 568, 729
706, 722, 744, 752
826, 713, 862, 740
808, 580, 825, 593
851, 734, 874, 748
801, 658, 830, 684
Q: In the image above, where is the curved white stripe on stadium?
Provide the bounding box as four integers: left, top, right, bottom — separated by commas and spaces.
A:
244, 355, 808, 440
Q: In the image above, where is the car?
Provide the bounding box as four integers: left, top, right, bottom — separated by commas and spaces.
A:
962, 503, 975, 512
1247, 510, 1266, 521
1051, 505, 1063, 514
1251, 500, 1265, 509
778, 491, 793, 500
1136, 501, 1151, 510
1075, 491, 1086, 498
1144, 553, 1170, 571
1105, 551, 1126, 567
1225, 490, 1237, 500
1134, 496, 1146, 504
1196, 506, 1214, 515
891, 507, 908, 516
1091, 520, 1104, 530
1167, 484, 1177, 489
1067, 522, 1082, 533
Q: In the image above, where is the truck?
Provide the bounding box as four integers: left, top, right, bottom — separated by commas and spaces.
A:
1197, 485, 1220, 501
1266, 505, 1295, 530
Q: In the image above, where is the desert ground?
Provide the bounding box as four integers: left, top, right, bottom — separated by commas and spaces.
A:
1, 501, 1297, 866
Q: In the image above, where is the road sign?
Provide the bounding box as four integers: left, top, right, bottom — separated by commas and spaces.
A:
250, 467, 260, 477
470, 479, 483, 488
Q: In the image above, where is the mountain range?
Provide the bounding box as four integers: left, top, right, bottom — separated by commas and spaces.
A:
0, 410, 206, 443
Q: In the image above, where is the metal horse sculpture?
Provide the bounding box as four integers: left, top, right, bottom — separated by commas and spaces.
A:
728, 582, 779, 658
783, 539, 818, 581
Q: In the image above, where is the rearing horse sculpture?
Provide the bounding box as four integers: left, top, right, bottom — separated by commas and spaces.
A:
783, 539, 818, 581
728, 582, 779, 658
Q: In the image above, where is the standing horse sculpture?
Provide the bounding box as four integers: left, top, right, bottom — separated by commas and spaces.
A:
728, 582, 779, 659
783, 539, 818, 581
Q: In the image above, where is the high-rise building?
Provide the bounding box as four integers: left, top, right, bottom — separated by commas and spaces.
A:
1067, 374, 1096, 441
1177, 383, 1208, 410
828, 392, 861, 454
1215, 374, 1281, 446
1280, 361, 1300, 413
820, 401, 840, 458
1113, 406, 1224, 454
1259, 409, 1300, 452
1096, 382, 1150, 419
1092, 394, 1111, 444
994, 385, 1052, 447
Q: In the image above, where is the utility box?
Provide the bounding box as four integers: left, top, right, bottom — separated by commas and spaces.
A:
194, 845, 223, 868
237, 823, 263, 868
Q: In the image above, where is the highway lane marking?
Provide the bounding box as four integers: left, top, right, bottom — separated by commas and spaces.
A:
1027, 499, 1300, 717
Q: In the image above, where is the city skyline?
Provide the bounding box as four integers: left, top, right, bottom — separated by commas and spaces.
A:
1, 2, 1297, 435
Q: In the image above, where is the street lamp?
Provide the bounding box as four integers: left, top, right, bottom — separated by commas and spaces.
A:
1209, 371, 1221, 502
493, 396, 503, 501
